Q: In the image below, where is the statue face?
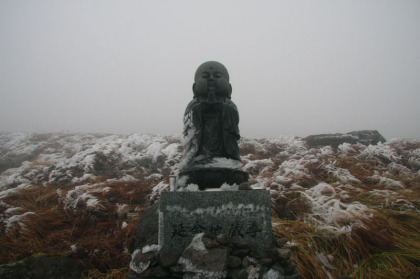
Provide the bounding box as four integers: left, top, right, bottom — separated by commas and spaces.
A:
193, 61, 232, 99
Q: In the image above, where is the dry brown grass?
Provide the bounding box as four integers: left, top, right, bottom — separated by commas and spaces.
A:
0, 180, 151, 276
273, 207, 420, 279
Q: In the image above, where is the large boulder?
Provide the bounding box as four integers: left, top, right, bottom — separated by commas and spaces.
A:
133, 202, 159, 252
304, 130, 386, 148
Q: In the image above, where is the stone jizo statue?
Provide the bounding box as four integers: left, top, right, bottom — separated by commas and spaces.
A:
178, 61, 248, 190
183, 61, 240, 164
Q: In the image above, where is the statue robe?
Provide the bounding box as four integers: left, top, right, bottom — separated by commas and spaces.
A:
183, 98, 240, 165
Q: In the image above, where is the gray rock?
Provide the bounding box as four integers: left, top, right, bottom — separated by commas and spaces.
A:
228, 256, 242, 269
202, 236, 220, 249
233, 239, 249, 249
277, 248, 292, 261
250, 249, 268, 260
134, 202, 159, 252
179, 235, 229, 276
216, 234, 232, 245
180, 247, 229, 273
284, 259, 298, 274
133, 251, 156, 265
274, 237, 288, 248
304, 130, 386, 148
159, 251, 180, 269
231, 249, 250, 258
238, 269, 248, 279
259, 258, 273, 267
242, 256, 258, 268
271, 264, 285, 275
145, 266, 170, 278
347, 130, 386, 146
227, 268, 241, 279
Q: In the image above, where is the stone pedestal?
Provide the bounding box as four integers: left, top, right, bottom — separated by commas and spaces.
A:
178, 167, 249, 190
158, 190, 272, 256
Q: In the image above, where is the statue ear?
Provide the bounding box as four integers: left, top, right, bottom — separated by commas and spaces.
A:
228, 84, 232, 99
192, 83, 197, 97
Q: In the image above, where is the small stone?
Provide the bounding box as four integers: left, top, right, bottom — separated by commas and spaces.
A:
203, 232, 216, 240
267, 247, 279, 259
180, 247, 229, 273
274, 237, 288, 248
277, 248, 292, 261
227, 268, 241, 279
233, 239, 249, 249
216, 233, 232, 245
202, 236, 220, 249
238, 269, 248, 279
250, 249, 267, 259
259, 258, 273, 267
271, 264, 285, 275
231, 249, 250, 258
159, 251, 180, 269
284, 258, 297, 274
228, 255, 242, 269
247, 265, 260, 278
242, 256, 258, 268
133, 251, 156, 264
169, 265, 183, 274
260, 266, 269, 275
147, 266, 170, 278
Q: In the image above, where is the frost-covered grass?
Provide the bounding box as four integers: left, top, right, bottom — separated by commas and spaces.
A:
0, 132, 419, 278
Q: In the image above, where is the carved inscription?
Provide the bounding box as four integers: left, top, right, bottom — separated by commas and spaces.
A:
159, 191, 272, 255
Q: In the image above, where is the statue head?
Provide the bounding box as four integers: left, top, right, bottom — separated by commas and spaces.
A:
193, 61, 232, 99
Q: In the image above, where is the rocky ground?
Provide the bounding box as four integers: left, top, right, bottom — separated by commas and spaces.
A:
0, 132, 419, 278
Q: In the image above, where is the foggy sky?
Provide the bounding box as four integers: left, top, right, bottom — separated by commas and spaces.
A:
1, 1, 419, 140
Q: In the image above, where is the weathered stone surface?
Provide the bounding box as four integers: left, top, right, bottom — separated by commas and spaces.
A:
242, 256, 258, 268
202, 236, 220, 249
250, 249, 268, 260
0, 255, 82, 279
159, 190, 272, 256
216, 233, 232, 245
238, 269, 248, 279
133, 251, 156, 265
159, 251, 180, 269
277, 248, 292, 261
304, 130, 386, 148
271, 264, 285, 275
233, 239, 250, 249
259, 258, 273, 267
275, 237, 289, 248
228, 255, 242, 269
179, 234, 229, 277
231, 249, 250, 258
134, 202, 159, 251
284, 259, 298, 274
145, 266, 170, 278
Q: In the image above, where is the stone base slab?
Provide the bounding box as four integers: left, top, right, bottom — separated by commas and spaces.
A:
158, 190, 272, 255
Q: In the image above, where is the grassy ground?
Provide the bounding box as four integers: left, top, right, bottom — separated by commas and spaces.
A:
1, 134, 419, 278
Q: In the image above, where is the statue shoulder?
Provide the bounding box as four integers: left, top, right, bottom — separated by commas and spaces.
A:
224, 99, 238, 111
184, 99, 199, 115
